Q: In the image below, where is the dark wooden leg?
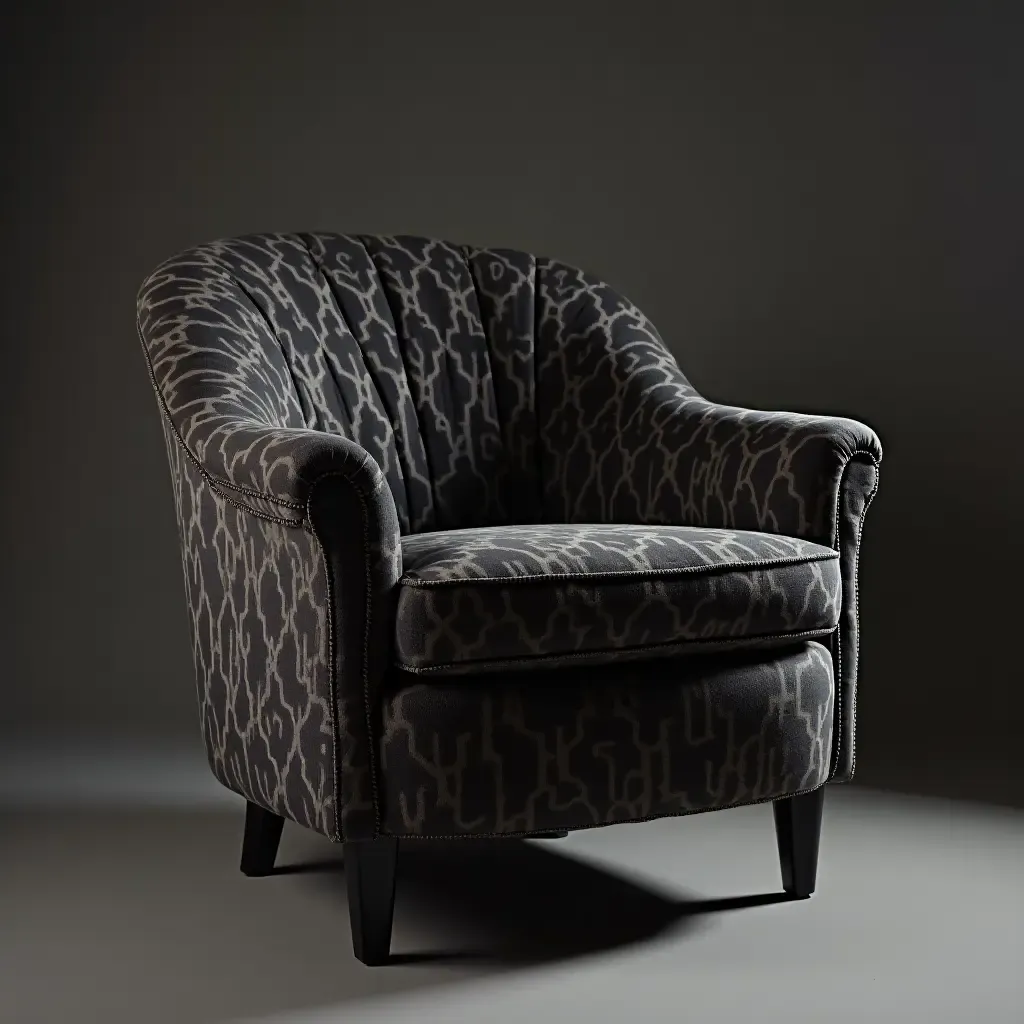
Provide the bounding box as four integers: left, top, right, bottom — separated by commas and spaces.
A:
240, 801, 285, 877
773, 786, 825, 898
344, 838, 399, 966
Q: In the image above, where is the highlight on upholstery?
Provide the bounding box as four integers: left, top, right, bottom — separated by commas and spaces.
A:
396, 524, 841, 674
380, 642, 835, 836
137, 231, 880, 842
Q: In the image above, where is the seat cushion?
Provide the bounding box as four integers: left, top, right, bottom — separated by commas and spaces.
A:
395, 523, 840, 674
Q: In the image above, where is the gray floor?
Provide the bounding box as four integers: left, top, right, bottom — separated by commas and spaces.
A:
1, 764, 1022, 1024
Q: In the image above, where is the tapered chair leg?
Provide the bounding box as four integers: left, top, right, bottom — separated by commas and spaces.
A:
240, 801, 285, 877
773, 786, 825, 898
344, 838, 399, 966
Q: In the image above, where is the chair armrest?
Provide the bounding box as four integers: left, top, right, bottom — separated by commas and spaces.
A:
649, 396, 881, 784
176, 415, 392, 525
535, 264, 881, 543
654, 398, 882, 545
163, 412, 402, 840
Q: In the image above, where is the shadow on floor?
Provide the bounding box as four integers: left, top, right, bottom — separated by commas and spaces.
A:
1, 809, 794, 1024
282, 837, 795, 967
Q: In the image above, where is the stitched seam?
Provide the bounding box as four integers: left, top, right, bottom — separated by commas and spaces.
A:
401, 550, 837, 587
210, 476, 305, 510
397, 626, 836, 674
827, 452, 878, 780
310, 470, 385, 841
849, 467, 880, 779
216, 488, 304, 526
306, 496, 343, 843
828, 458, 849, 780
532, 256, 545, 519
839, 449, 880, 469
136, 319, 308, 515
357, 483, 382, 838
379, 779, 830, 840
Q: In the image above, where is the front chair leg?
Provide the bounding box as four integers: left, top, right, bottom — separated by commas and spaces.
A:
773, 786, 825, 898
345, 838, 399, 966
240, 801, 285, 877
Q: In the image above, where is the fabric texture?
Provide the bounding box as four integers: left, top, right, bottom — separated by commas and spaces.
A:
137, 232, 880, 840
396, 524, 840, 674
380, 642, 835, 836
158, 418, 342, 836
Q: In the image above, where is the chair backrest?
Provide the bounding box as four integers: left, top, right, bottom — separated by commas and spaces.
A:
137, 232, 687, 532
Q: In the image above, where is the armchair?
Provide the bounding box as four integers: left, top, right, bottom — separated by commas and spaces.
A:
137, 233, 880, 964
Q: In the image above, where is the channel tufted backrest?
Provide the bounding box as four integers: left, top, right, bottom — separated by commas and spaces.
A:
137, 232, 696, 534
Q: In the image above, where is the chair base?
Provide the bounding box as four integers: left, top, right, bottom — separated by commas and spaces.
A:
238, 789, 825, 965
773, 787, 825, 898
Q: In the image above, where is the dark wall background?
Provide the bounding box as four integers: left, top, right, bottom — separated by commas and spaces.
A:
4, 3, 1021, 804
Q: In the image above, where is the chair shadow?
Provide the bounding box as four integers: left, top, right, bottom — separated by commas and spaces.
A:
280, 837, 797, 967
1, 809, 802, 1024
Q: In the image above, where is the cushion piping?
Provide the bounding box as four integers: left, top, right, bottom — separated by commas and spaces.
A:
401, 549, 838, 587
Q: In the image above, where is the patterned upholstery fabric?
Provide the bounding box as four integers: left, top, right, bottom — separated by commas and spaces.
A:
137, 232, 880, 840
158, 418, 347, 838
380, 642, 835, 836
397, 524, 840, 674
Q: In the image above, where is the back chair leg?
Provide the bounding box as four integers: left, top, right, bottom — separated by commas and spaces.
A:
344, 838, 399, 966
773, 787, 825, 898
240, 801, 285, 877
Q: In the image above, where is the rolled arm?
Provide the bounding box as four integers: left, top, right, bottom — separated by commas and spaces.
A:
650, 398, 882, 545
536, 266, 881, 544
176, 415, 392, 523
649, 396, 881, 783
165, 412, 401, 841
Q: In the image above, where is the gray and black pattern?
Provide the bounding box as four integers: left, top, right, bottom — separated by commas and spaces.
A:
380, 642, 835, 836
397, 524, 840, 674
531, 264, 881, 780
138, 234, 540, 529
138, 232, 880, 841
158, 418, 344, 836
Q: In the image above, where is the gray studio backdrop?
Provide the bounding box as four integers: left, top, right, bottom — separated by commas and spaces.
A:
4, 3, 1020, 805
